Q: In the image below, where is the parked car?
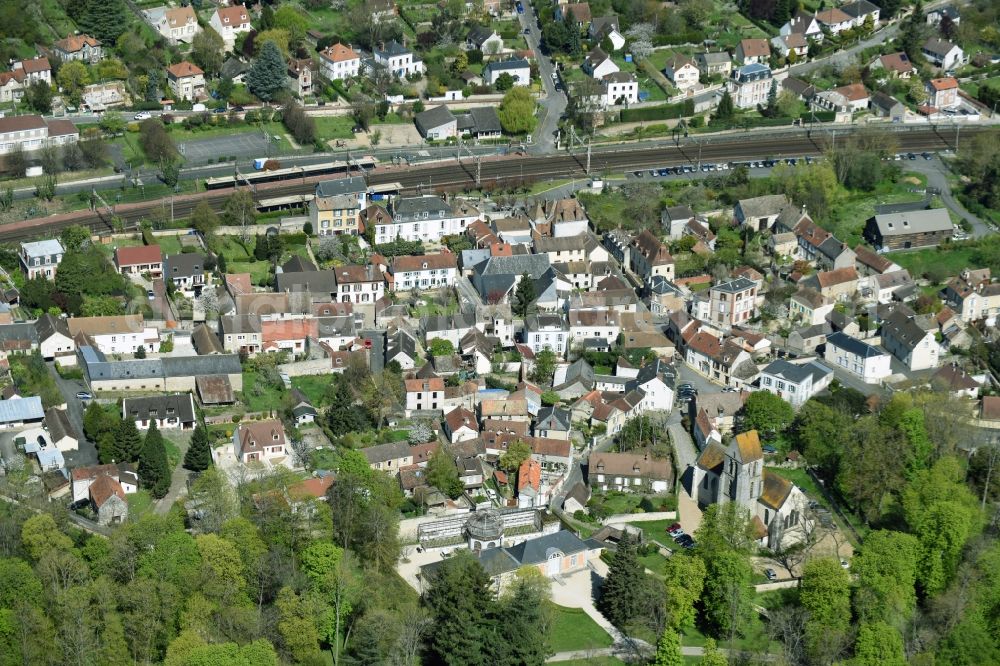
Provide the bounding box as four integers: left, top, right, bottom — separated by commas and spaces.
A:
146, 289, 155, 300
667, 523, 684, 537
76, 391, 93, 400
133, 111, 152, 120
765, 568, 777, 581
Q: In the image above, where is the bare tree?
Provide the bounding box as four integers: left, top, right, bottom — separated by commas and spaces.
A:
768, 605, 809, 666
389, 608, 432, 666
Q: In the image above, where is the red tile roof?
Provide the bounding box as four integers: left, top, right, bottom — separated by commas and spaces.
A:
405, 377, 445, 392
166, 61, 203, 79
392, 252, 457, 272
740, 38, 770, 57
321, 43, 360, 62
215, 5, 249, 24
517, 458, 541, 493
289, 475, 334, 500
89, 475, 125, 508
261, 318, 319, 343
928, 77, 958, 91
115, 244, 162, 267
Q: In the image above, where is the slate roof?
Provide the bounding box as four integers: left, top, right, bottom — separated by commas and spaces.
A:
826, 331, 885, 358
872, 209, 952, 236
45, 407, 78, 443
123, 393, 195, 424
191, 323, 224, 354
761, 358, 831, 385
362, 441, 412, 464
738, 194, 789, 218
415, 105, 456, 133
276, 270, 339, 295
165, 253, 205, 279
316, 175, 366, 197
536, 406, 571, 431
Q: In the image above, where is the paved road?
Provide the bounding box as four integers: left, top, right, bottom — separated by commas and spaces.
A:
47, 362, 99, 468
519, 1, 567, 154
905, 156, 992, 237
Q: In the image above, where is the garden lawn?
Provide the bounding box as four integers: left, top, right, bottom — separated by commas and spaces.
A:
887, 245, 978, 280
313, 116, 356, 141
241, 370, 286, 413
290, 375, 336, 406
546, 604, 615, 653
626, 519, 675, 547
154, 234, 185, 256
638, 549, 669, 577
825, 172, 929, 247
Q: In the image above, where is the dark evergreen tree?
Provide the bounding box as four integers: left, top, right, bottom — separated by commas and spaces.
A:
325, 378, 371, 434
497, 579, 549, 665
135, 345, 146, 359
217, 252, 228, 274
715, 91, 735, 121
138, 421, 171, 499
598, 532, 645, 629
77, 0, 129, 44
424, 552, 493, 666
183, 424, 212, 471
772, 0, 791, 26
247, 40, 287, 102
117, 418, 144, 463
512, 272, 536, 317
83, 400, 109, 442
766, 79, 778, 116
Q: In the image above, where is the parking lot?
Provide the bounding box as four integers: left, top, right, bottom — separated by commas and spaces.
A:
179, 132, 274, 165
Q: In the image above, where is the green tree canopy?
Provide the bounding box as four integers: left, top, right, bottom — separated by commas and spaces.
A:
138, 421, 171, 498
247, 40, 287, 101
741, 390, 794, 437
183, 424, 213, 472
498, 87, 537, 135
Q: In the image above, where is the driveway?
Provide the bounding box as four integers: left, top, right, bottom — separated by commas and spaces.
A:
518, 1, 566, 154
47, 362, 98, 467
905, 157, 993, 238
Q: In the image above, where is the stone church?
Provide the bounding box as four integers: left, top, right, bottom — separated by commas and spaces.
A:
690, 430, 810, 549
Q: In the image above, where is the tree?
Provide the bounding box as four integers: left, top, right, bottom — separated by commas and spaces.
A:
57, 61, 91, 105
653, 626, 683, 666
192, 27, 225, 78
138, 421, 171, 498
325, 377, 371, 434
273, 5, 309, 47
184, 424, 213, 471
25, 81, 53, 114
191, 200, 220, 237
800, 557, 851, 662
34, 174, 56, 202
714, 90, 735, 121
497, 577, 548, 666
77, 0, 129, 43
662, 554, 706, 630
428, 338, 455, 357
529, 349, 557, 385
498, 87, 537, 135
598, 532, 645, 629
701, 548, 754, 639
81, 295, 124, 317
79, 131, 109, 167
424, 552, 494, 666
701, 639, 727, 666
352, 95, 377, 131
138, 119, 177, 163
247, 40, 287, 101
494, 72, 514, 91
6, 145, 25, 179
0, 187, 12, 212
117, 418, 144, 463
498, 439, 532, 472
60, 225, 91, 252
512, 272, 536, 316
160, 159, 180, 187
854, 621, 905, 666
223, 190, 256, 242
426, 447, 464, 498
741, 391, 794, 437
852, 529, 920, 624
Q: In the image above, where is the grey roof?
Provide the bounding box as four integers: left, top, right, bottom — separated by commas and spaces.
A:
484, 58, 530, 74
762, 358, 820, 384
376, 40, 411, 57
475, 253, 551, 278
317, 315, 357, 338
467, 25, 498, 47
591, 14, 620, 34
826, 331, 886, 358
0, 323, 38, 345
0, 396, 44, 423
712, 277, 757, 293
221, 57, 250, 80
872, 209, 952, 236
387, 327, 418, 361
633, 358, 675, 387
841, 0, 879, 18
362, 441, 411, 464
423, 312, 476, 334
282, 256, 317, 273
163, 354, 242, 377
874, 198, 929, 215
663, 205, 695, 222
697, 51, 731, 65
458, 107, 501, 135
165, 253, 205, 279
316, 176, 366, 197
870, 91, 904, 113
817, 236, 849, 261
391, 195, 450, 222
881, 306, 934, 352
929, 5, 959, 19
85, 354, 241, 382
21, 239, 64, 258
737, 194, 788, 219
922, 37, 959, 57
415, 105, 456, 134
35, 314, 70, 341
561, 358, 595, 386
461, 248, 490, 268
526, 313, 568, 331
648, 275, 685, 296
874, 269, 913, 290
503, 530, 594, 568
45, 407, 78, 442
220, 314, 261, 334
276, 270, 339, 295
192, 323, 224, 354
123, 393, 195, 424
536, 406, 571, 431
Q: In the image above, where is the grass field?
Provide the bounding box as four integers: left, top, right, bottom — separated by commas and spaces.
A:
291, 374, 336, 406
242, 370, 287, 412
638, 549, 669, 576
626, 519, 675, 546
826, 172, 929, 247
887, 245, 978, 280
546, 604, 615, 653
313, 116, 356, 140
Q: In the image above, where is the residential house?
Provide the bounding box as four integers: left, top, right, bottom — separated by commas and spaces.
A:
414, 105, 457, 140
147, 5, 200, 44
871, 52, 916, 79
758, 358, 834, 408
926, 77, 959, 109
695, 51, 732, 78
771, 33, 808, 59
628, 358, 676, 412
405, 377, 445, 415
921, 38, 964, 70
261, 318, 318, 354
824, 331, 891, 383
781, 10, 823, 41
588, 450, 673, 493
19, 239, 64, 280
378, 195, 480, 244
276, 269, 338, 302
0, 70, 27, 104
373, 40, 425, 78
209, 5, 251, 50
310, 176, 366, 236
480, 398, 530, 423
386, 326, 420, 370
871, 269, 915, 303
0, 397, 44, 429
466, 26, 503, 54
781, 77, 818, 103
45, 407, 79, 452
813, 82, 869, 113
806, 266, 859, 302
334, 265, 385, 303
0, 114, 78, 155
864, 209, 953, 250
70, 463, 138, 503
727, 64, 773, 109
319, 43, 361, 81
709, 277, 758, 327
597, 72, 639, 106
233, 419, 287, 464
220, 314, 262, 355
456, 107, 503, 139
815, 7, 854, 34
11, 57, 51, 85
122, 393, 196, 430
685, 331, 756, 387
630, 230, 674, 282
35, 314, 75, 363
443, 406, 478, 443
51, 34, 103, 63
664, 55, 699, 91
164, 253, 207, 295
787, 323, 831, 356
517, 458, 545, 508
842, 0, 880, 27
927, 5, 960, 26
541, 198, 590, 238
853, 244, 898, 276
524, 313, 569, 357
736, 39, 770, 65
483, 58, 531, 86
870, 91, 907, 121
735, 194, 789, 232
114, 245, 163, 278
290, 391, 317, 425
535, 406, 572, 440
287, 58, 313, 97
789, 288, 833, 325
691, 430, 810, 548
931, 362, 980, 398
390, 252, 458, 291
589, 15, 625, 50
942, 269, 1000, 324
568, 308, 620, 349
879, 305, 940, 371
68, 315, 158, 355
582, 47, 618, 79
558, 2, 592, 28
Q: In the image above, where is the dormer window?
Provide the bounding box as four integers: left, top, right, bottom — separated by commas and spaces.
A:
272, 433, 279, 441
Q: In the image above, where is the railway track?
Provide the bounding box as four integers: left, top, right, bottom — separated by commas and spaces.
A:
0, 126, 980, 243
